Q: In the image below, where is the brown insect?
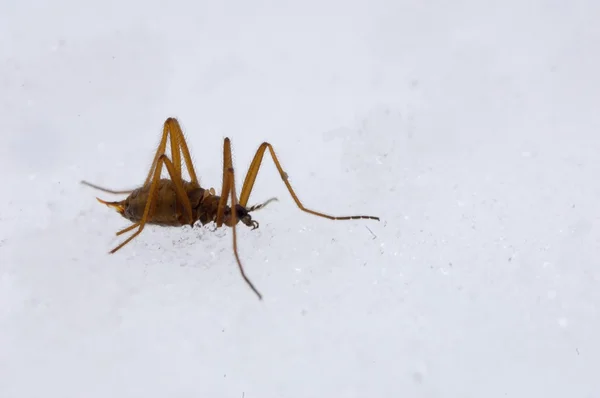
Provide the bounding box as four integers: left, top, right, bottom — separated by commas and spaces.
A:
81, 117, 379, 299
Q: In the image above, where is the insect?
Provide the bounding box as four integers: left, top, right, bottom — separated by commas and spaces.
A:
81, 117, 380, 300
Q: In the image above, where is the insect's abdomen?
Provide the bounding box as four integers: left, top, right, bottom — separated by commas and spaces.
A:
123, 179, 187, 226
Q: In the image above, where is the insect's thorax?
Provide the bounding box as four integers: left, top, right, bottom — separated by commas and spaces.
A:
193, 192, 222, 225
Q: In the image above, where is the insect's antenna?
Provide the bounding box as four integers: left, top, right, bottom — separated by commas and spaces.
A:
247, 197, 278, 212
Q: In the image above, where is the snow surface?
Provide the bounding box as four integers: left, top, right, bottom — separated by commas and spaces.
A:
1, 0, 600, 397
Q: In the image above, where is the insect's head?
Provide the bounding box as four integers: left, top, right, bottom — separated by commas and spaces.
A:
225, 197, 278, 230
222, 204, 257, 229
236, 204, 259, 230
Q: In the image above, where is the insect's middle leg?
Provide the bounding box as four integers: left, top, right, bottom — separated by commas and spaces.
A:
227, 164, 263, 300
216, 138, 263, 300
215, 137, 234, 228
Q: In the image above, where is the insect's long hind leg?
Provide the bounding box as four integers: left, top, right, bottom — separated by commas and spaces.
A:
157, 153, 194, 225
146, 118, 200, 187
108, 156, 166, 254
85, 117, 199, 210
238, 143, 380, 221
215, 138, 263, 300
116, 222, 140, 236
109, 154, 195, 253
165, 117, 199, 185
81, 120, 174, 199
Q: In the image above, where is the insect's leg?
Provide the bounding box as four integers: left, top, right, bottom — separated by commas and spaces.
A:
110, 153, 196, 252
165, 118, 200, 186
239, 143, 380, 221
109, 154, 166, 254
157, 154, 194, 225
81, 118, 172, 200
83, 118, 181, 198
116, 222, 140, 236
112, 153, 195, 240
143, 118, 172, 187
224, 141, 263, 300
215, 138, 234, 227
166, 119, 182, 181
80, 180, 135, 195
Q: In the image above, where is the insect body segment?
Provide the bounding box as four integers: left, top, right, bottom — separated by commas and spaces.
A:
82, 117, 379, 300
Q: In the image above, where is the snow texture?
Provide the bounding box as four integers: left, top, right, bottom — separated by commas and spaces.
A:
1, 0, 600, 397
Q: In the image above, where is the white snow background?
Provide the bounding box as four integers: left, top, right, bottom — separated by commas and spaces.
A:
1, 0, 599, 397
